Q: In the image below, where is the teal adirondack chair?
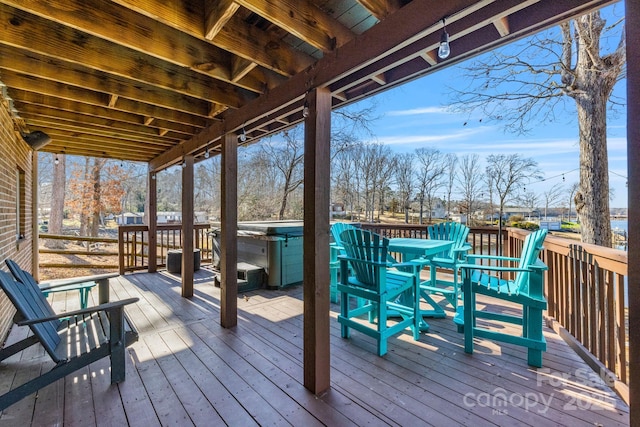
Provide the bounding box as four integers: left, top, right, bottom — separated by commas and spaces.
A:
337, 228, 420, 356
330, 223, 358, 303
419, 222, 471, 325
459, 229, 548, 367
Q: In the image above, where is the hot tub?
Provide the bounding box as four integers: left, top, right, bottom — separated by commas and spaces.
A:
211, 221, 303, 289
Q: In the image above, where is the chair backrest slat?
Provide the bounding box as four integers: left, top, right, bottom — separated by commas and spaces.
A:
0, 269, 62, 361
340, 229, 389, 291
5, 259, 57, 318
428, 222, 470, 258
513, 229, 548, 293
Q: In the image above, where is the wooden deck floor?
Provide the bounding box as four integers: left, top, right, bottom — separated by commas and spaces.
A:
0, 267, 629, 426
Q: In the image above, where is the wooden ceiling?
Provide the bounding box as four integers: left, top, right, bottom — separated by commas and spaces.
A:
0, 0, 617, 171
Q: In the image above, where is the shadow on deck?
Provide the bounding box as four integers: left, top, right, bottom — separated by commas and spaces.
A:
0, 267, 629, 426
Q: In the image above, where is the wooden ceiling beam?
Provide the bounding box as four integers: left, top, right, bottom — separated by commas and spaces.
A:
15, 103, 187, 141
0, 71, 211, 128
0, 45, 216, 120
2, 0, 273, 95
43, 141, 153, 162
0, 4, 259, 105
204, 0, 240, 40
11, 90, 204, 136
24, 118, 178, 147
112, 0, 315, 77
355, 0, 405, 20
235, 0, 354, 52
42, 128, 170, 153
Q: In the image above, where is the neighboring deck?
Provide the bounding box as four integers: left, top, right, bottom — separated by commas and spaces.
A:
0, 268, 629, 426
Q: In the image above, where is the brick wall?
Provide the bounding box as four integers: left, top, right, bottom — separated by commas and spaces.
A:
0, 99, 34, 344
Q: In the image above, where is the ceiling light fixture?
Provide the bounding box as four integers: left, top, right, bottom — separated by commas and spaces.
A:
238, 127, 247, 142
54, 155, 59, 165
438, 18, 450, 59
204, 146, 210, 158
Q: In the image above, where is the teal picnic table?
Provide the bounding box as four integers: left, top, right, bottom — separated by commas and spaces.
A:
388, 238, 454, 332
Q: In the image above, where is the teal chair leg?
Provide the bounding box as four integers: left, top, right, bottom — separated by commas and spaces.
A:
526, 307, 544, 367
340, 291, 350, 339
463, 278, 474, 354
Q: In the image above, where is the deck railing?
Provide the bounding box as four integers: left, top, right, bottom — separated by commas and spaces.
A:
360, 223, 629, 401
116, 221, 629, 400
118, 224, 213, 274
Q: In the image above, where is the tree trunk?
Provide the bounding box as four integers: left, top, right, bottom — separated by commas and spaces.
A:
46, 154, 65, 249
569, 12, 616, 247
90, 158, 102, 237
574, 95, 612, 246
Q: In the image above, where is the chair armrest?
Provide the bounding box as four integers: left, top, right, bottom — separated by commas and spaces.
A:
339, 255, 392, 268
466, 254, 521, 263
17, 298, 139, 326
457, 263, 532, 274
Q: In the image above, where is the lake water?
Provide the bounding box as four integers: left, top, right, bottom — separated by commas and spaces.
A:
611, 219, 628, 232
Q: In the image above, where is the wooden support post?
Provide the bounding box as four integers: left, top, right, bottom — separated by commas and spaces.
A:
31, 151, 39, 282
181, 155, 194, 297
147, 168, 158, 273
221, 133, 238, 328
626, 0, 639, 418
303, 87, 331, 394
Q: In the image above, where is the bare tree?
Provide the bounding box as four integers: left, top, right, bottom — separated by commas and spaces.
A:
443, 153, 457, 220
542, 183, 564, 220
260, 129, 304, 220
359, 143, 395, 222
486, 154, 541, 254
395, 153, 415, 223
519, 191, 540, 221
567, 182, 580, 222
46, 153, 65, 248
456, 154, 482, 226
449, 9, 625, 246
415, 148, 445, 224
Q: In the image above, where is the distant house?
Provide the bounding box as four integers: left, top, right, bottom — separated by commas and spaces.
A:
157, 211, 209, 224
116, 212, 144, 225
330, 203, 345, 218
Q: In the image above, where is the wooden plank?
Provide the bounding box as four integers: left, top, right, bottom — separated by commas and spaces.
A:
89, 357, 129, 427
159, 329, 258, 426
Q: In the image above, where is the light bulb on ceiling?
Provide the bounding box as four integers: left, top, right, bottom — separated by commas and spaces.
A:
151, 173, 156, 180
182, 160, 186, 168
54, 155, 59, 165
238, 127, 247, 142
204, 147, 210, 158
438, 19, 450, 59
302, 100, 309, 118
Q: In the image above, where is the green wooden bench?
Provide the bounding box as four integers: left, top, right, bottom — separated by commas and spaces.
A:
6, 259, 117, 308
0, 270, 138, 410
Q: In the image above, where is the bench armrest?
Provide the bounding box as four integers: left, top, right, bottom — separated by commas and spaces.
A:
17, 298, 139, 326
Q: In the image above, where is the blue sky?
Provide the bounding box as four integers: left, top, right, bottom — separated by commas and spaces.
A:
351, 3, 628, 209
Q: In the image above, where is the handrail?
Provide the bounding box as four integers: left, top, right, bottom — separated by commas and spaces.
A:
118, 224, 213, 274
360, 222, 629, 400
117, 220, 629, 400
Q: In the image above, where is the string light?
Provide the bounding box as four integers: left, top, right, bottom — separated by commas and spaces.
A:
438, 18, 450, 59
204, 147, 210, 158
238, 127, 247, 142
54, 155, 59, 165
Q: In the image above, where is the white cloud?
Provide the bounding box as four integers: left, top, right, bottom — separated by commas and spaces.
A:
386, 106, 450, 116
